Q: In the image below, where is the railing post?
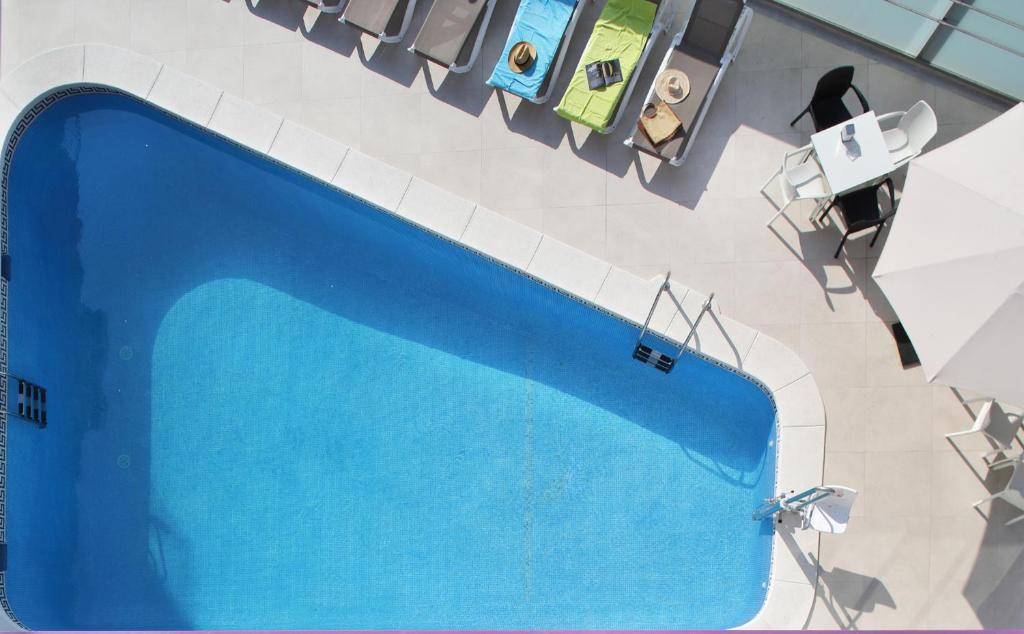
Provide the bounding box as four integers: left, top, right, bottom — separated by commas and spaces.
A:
676, 292, 715, 360
634, 271, 671, 350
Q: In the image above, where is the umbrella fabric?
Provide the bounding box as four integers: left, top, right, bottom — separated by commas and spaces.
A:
872, 103, 1024, 406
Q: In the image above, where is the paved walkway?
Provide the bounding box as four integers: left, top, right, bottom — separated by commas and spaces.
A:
2, 0, 1021, 628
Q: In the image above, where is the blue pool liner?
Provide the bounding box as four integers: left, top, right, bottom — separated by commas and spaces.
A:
486, 0, 577, 100
5, 92, 775, 630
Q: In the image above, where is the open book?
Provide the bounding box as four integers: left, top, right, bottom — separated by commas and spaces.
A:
585, 59, 623, 90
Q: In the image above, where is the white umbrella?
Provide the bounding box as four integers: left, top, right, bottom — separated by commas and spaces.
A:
872, 103, 1024, 406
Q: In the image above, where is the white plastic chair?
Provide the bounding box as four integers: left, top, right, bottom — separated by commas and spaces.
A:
876, 100, 938, 168
945, 398, 1023, 462
974, 456, 1024, 526
762, 144, 831, 226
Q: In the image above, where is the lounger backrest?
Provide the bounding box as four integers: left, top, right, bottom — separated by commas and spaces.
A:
342, 0, 403, 37
413, 0, 489, 66
681, 0, 745, 61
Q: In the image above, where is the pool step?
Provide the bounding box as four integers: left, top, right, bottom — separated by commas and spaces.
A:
632, 272, 679, 374
12, 376, 47, 428
633, 343, 676, 373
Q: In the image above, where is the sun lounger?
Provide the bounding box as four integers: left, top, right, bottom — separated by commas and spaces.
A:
486, 0, 589, 105
624, 0, 751, 165
409, 0, 498, 74
554, 0, 674, 134
339, 0, 419, 44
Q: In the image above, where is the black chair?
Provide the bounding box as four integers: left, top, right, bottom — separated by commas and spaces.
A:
819, 178, 896, 259
791, 66, 870, 132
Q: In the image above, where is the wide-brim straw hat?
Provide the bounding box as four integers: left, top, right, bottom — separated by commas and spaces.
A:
655, 69, 690, 104
507, 41, 537, 73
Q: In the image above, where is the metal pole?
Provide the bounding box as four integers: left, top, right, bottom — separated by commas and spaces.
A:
786, 487, 836, 512
676, 292, 715, 360
752, 486, 836, 521
634, 271, 671, 349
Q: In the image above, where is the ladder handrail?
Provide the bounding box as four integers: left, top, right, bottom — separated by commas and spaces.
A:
633, 275, 720, 371
675, 292, 715, 361
634, 271, 671, 350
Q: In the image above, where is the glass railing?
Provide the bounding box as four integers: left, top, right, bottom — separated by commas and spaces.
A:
772, 0, 1024, 100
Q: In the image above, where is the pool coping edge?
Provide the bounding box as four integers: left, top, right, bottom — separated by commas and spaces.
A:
0, 44, 826, 632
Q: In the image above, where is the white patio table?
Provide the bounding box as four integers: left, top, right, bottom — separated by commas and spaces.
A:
811, 111, 895, 199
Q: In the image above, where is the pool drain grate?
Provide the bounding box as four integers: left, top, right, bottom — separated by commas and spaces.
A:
12, 376, 47, 428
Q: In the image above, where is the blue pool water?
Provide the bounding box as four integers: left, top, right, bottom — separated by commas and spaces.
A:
3, 93, 776, 630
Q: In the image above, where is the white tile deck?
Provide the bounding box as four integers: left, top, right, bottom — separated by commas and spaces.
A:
0, 43, 83, 105
593, 267, 669, 326
743, 332, 812, 393
773, 513, 822, 585
147, 63, 222, 125
461, 205, 543, 270
268, 119, 349, 182
2, 0, 1020, 629
208, 92, 283, 153
774, 373, 826, 428
83, 42, 162, 97
526, 236, 611, 302
330, 148, 411, 211
395, 177, 477, 241
0, 92, 21, 142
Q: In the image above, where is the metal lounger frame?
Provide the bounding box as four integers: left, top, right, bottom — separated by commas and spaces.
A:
339, 0, 420, 44
554, 0, 677, 135
623, 2, 752, 166
408, 0, 498, 74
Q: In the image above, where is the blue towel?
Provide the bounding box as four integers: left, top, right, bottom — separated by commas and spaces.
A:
486, 0, 577, 101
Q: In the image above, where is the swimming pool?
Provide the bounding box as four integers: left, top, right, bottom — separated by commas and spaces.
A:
2, 92, 775, 630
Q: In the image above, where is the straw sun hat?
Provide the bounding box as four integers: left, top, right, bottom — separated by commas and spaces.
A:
655, 69, 690, 104
507, 41, 537, 73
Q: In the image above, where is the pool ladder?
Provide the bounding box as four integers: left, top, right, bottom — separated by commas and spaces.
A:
632, 271, 715, 374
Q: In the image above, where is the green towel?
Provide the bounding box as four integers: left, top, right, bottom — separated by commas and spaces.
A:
555, 0, 657, 132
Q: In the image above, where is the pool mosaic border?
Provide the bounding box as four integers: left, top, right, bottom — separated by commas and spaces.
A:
0, 83, 118, 632
0, 45, 826, 631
